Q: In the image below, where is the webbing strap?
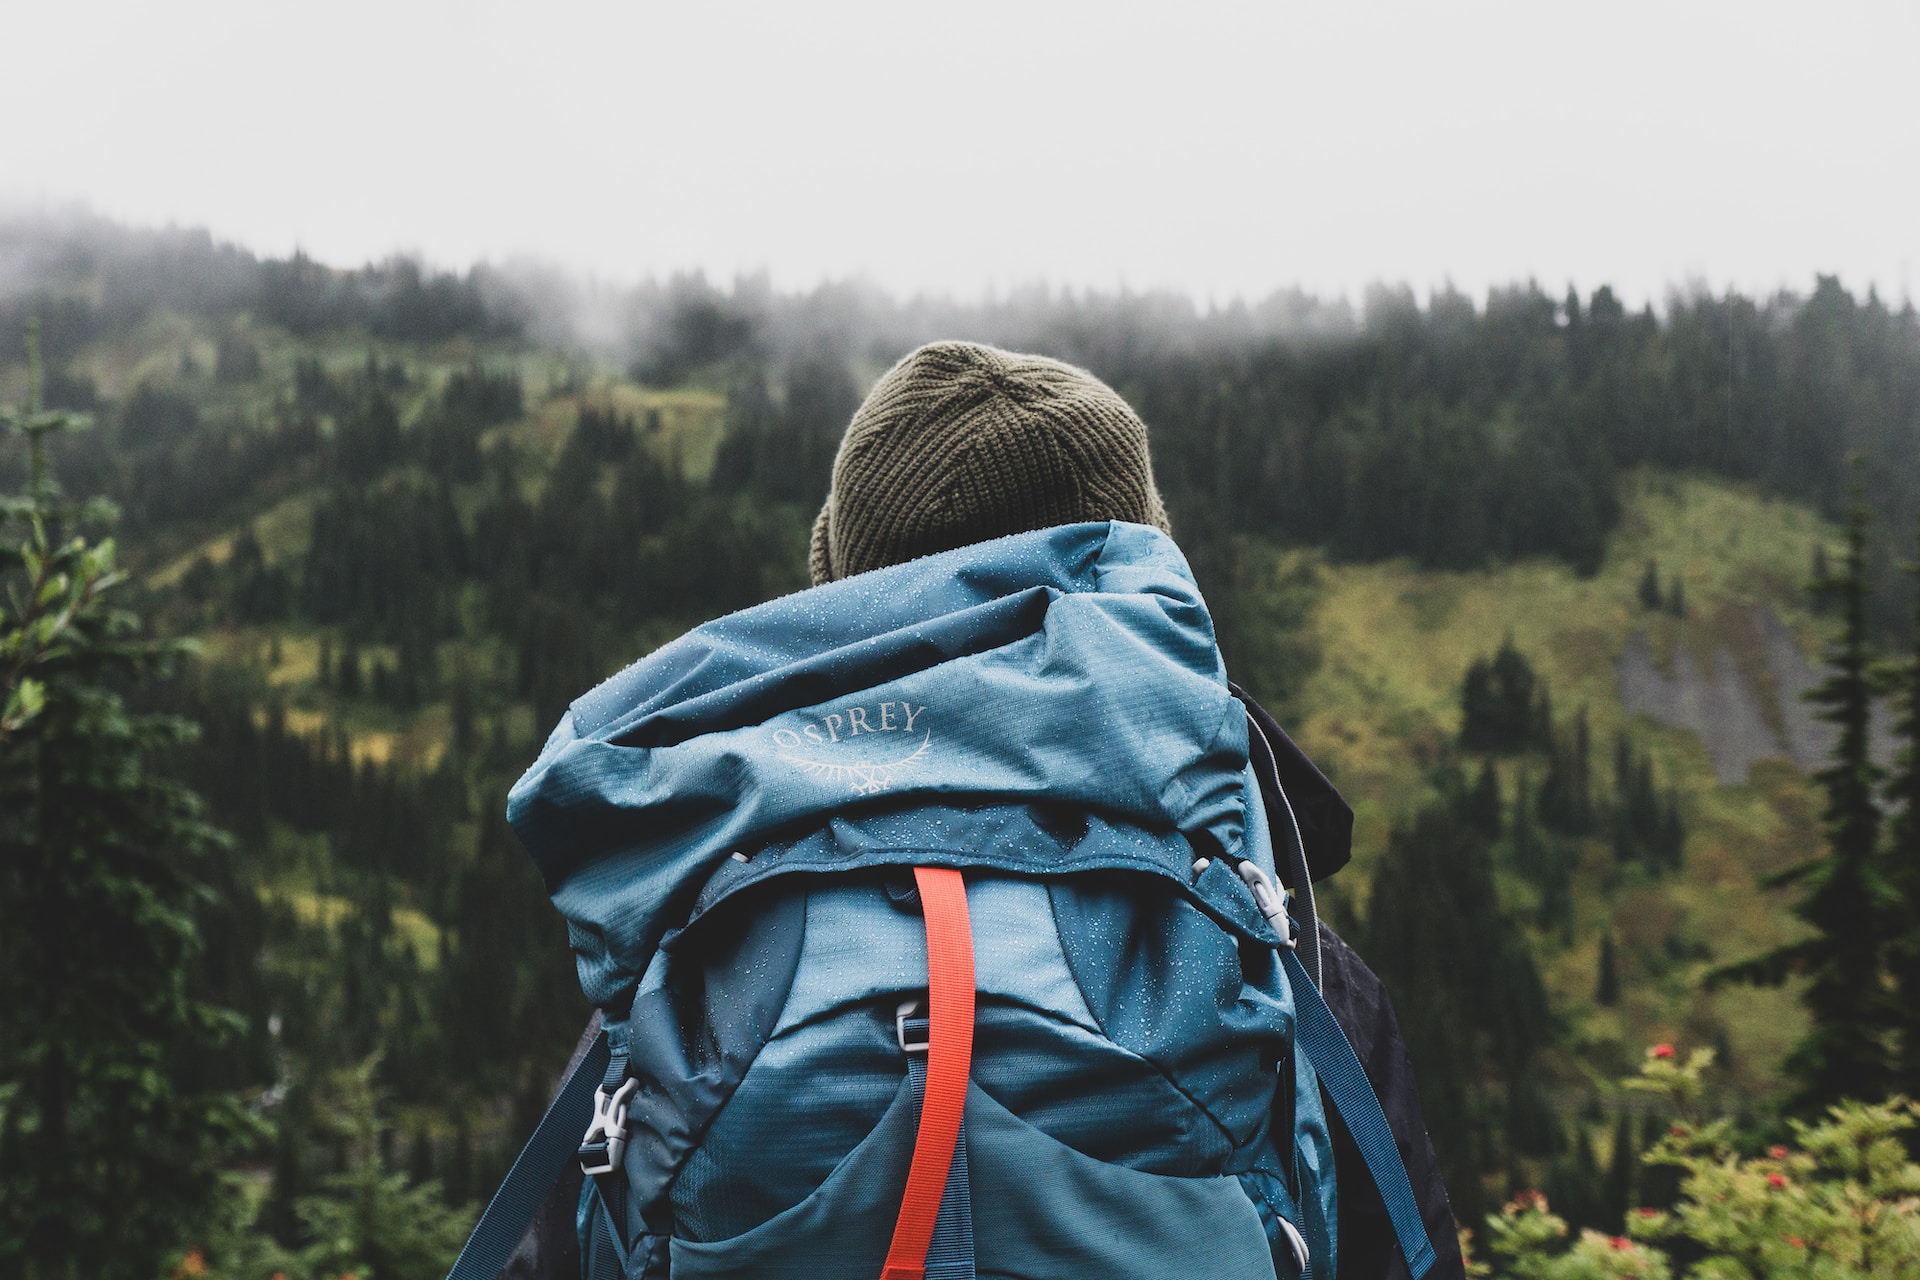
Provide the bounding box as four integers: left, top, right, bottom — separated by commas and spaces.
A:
445, 1030, 612, 1280
905, 1020, 975, 1279
879, 867, 976, 1280
1283, 947, 1437, 1280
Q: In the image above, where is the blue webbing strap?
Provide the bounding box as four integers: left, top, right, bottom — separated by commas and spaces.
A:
445, 1030, 613, 1280
905, 1013, 976, 1280
1282, 948, 1437, 1280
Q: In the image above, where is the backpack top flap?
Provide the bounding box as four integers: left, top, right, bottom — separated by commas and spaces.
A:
507, 521, 1269, 1010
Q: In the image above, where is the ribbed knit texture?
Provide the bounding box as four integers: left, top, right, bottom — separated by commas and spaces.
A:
809, 342, 1170, 584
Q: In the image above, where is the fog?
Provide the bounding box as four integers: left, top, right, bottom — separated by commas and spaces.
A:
3, 1, 1915, 309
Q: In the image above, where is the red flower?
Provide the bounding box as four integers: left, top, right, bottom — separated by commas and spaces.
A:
1670, 1125, 1688, 1137
1651, 1043, 1675, 1059
1770, 1145, 1789, 1159
1609, 1235, 1632, 1250
1786, 1235, 1805, 1249
1767, 1173, 1787, 1189
1635, 1206, 1658, 1218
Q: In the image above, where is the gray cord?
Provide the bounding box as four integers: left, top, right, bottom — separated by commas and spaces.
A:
1246, 714, 1322, 989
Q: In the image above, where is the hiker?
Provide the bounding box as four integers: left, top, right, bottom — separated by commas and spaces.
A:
473, 342, 1464, 1280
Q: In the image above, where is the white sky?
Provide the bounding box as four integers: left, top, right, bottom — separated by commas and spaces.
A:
2, 0, 1915, 308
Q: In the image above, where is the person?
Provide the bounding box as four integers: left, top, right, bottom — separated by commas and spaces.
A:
506, 341, 1464, 1279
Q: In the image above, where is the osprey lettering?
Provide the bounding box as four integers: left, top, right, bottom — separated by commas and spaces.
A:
771, 702, 931, 795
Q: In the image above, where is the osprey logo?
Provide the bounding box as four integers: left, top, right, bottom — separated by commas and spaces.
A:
772, 701, 931, 795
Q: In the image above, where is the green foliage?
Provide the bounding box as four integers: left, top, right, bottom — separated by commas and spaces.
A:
290, 1058, 475, 1280
168, 1059, 475, 1280
0, 320, 256, 1278
1479, 1196, 1671, 1280
1481, 1047, 1920, 1279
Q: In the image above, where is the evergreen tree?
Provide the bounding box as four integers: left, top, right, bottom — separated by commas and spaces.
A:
1665, 575, 1686, 618
1538, 706, 1594, 835
338, 642, 363, 698
1717, 490, 1897, 1109
1461, 636, 1541, 753
1609, 732, 1683, 871
1888, 517, 1920, 1091
1638, 560, 1662, 610
1466, 756, 1504, 839
1544, 1126, 1603, 1232
1596, 932, 1621, 1006
0, 321, 253, 1278
1811, 543, 1832, 615
1364, 798, 1553, 1224
1598, 1112, 1635, 1232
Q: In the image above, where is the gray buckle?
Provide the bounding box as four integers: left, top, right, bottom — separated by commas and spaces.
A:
578, 1077, 640, 1176
896, 998, 929, 1054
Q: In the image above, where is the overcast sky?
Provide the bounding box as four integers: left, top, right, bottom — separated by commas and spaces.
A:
2, 1, 1914, 308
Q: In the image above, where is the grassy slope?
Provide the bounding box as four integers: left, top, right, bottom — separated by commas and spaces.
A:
92, 315, 731, 764
1291, 469, 1836, 1098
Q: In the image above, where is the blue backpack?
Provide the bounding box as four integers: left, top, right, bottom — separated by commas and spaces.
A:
448, 522, 1437, 1280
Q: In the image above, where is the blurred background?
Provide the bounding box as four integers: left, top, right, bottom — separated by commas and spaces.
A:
3, 3, 1918, 1277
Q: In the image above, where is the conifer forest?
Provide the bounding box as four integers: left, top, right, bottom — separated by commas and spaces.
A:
5, 216, 1920, 1278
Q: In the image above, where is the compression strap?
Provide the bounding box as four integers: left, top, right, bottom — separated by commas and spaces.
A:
879, 867, 976, 1280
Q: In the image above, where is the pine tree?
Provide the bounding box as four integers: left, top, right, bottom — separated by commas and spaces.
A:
1638, 559, 1662, 610
1461, 636, 1540, 753
1596, 932, 1621, 1006
1598, 1112, 1636, 1232
1544, 1126, 1603, 1231
1539, 706, 1594, 835
1467, 756, 1504, 838
1364, 799, 1553, 1225
1888, 517, 1920, 1091
0, 321, 254, 1277
1716, 489, 1897, 1109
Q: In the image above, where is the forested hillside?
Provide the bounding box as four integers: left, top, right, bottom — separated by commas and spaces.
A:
4, 214, 1920, 1270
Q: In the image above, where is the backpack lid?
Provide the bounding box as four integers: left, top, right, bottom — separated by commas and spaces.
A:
509, 521, 1280, 1007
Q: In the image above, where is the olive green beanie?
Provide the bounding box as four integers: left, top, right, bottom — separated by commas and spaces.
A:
808, 341, 1171, 584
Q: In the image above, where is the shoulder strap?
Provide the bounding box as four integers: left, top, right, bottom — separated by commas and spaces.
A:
445, 1029, 612, 1280
1284, 945, 1437, 1280
1234, 693, 1437, 1278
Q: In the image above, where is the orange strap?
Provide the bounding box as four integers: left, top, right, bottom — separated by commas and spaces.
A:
878, 867, 976, 1280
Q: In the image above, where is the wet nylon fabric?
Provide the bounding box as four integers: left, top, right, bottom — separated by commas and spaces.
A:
508, 522, 1250, 1010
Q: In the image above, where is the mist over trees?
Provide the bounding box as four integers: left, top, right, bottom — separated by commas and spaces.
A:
7, 213, 1918, 643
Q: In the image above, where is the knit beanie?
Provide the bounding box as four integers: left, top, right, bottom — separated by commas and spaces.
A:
809, 341, 1171, 584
